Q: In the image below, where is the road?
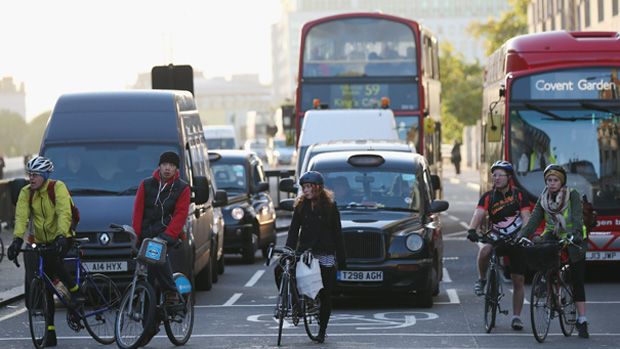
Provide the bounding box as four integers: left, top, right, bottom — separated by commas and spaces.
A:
0, 163, 618, 348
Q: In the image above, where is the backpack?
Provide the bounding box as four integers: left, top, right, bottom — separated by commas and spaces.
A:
29, 180, 80, 233
581, 194, 597, 238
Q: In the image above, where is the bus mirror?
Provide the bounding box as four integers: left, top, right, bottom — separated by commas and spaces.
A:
499, 84, 505, 98
486, 122, 501, 142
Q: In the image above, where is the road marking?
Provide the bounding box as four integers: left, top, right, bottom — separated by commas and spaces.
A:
446, 230, 467, 237
442, 268, 452, 283
442, 256, 460, 261
447, 215, 460, 221
245, 270, 265, 287
223, 293, 243, 306
446, 288, 460, 304
0, 307, 26, 322
277, 232, 287, 238
459, 221, 469, 229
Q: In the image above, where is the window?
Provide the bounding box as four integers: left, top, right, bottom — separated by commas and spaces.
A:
615, 0, 619, 16
585, 0, 591, 28
598, 0, 605, 22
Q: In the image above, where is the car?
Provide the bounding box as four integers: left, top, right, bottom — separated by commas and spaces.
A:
280, 150, 448, 307
272, 138, 297, 166
209, 150, 277, 263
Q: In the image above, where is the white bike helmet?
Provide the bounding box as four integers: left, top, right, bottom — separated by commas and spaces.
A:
27, 156, 54, 174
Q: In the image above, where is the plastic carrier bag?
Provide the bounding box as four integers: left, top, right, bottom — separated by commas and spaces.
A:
138, 238, 167, 265
296, 256, 323, 299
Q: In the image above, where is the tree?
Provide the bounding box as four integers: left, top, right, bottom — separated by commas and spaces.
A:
0, 110, 27, 156
468, 0, 529, 56
25, 111, 51, 154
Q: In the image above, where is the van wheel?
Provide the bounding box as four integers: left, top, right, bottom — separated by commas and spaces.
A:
211, 240, 219, 284
195, 260, 213, 291
217, 253, 225, 275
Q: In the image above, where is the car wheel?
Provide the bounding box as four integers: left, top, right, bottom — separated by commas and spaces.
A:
195, 259, 213, 291
217, 252, 225, 275
417, 270, 434, 308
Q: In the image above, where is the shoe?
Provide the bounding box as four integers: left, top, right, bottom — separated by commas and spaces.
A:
576, 321, 589, 339
45, 330, 57, 347
474, 279, 486, 296
511, 317, 524, 330
315, 328, 326, 344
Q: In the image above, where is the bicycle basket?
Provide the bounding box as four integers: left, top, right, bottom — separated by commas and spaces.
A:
138, 238, 167, 265
524, 243, 561, 271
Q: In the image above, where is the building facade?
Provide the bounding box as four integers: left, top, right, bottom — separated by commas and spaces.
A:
0, 77, 26, 119
529, 0, 620, 32
270, 0, 511, 105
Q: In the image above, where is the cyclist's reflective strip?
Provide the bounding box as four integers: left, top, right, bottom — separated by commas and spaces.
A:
69, 284, 79, 292
47, 325, 55, 331
314, 254, 335, 267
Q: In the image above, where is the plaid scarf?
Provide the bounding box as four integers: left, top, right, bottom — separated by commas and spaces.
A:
540, 186, 570, 236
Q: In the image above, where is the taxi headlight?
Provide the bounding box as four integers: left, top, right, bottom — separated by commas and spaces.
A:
231, 207, 245, 220
405, 233, 424, 252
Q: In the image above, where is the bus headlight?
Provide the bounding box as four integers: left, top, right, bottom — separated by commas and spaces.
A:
231, 207, 245, 220
405, 233, 424, 252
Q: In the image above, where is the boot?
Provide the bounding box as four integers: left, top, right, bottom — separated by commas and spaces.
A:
45, 329, 57, 347
315, 327, 326, 344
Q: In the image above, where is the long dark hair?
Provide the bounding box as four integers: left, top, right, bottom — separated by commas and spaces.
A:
294, 185, 335, 209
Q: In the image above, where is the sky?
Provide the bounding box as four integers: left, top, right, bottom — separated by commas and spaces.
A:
0, 0, 281, 120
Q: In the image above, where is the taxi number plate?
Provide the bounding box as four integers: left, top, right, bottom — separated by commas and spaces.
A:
337, 270, 383, 282
83, 261, 128, 272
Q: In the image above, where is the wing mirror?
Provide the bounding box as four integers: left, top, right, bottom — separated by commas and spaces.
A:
430, 199, 449, 213
213, 190, 228, 207
192, 176, 210, 204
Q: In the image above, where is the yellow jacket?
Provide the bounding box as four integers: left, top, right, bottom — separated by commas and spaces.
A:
14, 180, 74, 243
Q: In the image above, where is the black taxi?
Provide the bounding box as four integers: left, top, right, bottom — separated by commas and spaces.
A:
208, 150, 277, 264
281, 150, 448, 307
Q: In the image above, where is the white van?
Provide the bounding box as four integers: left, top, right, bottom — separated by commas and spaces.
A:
204, 125, 238, 150
296, 109, 399, 175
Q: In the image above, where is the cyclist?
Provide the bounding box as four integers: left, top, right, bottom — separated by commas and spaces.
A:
285, 171, 346, 343
131, 151, 190, 339
517, 164, 589, 338
7, 156, 83, 347
466, 160, 531, 330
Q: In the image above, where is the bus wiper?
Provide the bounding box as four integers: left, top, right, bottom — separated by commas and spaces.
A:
524, 103, 598, 121
580, 102, 619, 116
381, 206, 419, 212
70, 188, 122, 195
342, 202, 377, 209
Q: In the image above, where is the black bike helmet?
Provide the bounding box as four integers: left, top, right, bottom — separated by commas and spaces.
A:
490, 160, 514, 174
543, 164, 567, 186
299, 171, 324, 186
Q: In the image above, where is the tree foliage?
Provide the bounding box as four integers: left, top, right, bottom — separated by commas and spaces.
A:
0, 110, 50, 157
468, 0, 529, 56
439, 43, 483, 143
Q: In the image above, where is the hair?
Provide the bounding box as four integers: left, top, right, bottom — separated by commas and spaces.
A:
294, 184, 335, 208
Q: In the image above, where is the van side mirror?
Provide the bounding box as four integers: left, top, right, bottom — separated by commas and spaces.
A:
279, 178, 297, 193
192, 176, 210, 204
10, 178, 28, 206
430, 199, 449, 213
213, 190, 228, 207
253, 181, 269, 194
430, 175, 441, 192
279, 198, 295, 211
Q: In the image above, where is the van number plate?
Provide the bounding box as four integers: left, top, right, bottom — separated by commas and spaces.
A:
337, 270, 383, 282
84, 261, 128, 272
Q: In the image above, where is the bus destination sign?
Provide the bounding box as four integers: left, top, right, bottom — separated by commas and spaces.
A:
511, 68, 620, 100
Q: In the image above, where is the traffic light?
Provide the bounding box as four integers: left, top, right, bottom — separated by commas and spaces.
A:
151, 64, 194, 95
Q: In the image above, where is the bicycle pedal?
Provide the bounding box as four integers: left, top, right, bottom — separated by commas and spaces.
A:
500, 310, 509, 315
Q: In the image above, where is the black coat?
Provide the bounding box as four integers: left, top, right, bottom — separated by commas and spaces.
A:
285, 199, 346, 268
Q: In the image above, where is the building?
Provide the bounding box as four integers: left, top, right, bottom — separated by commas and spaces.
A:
529, 0, 620, 32
270, 0, 511, 105
0, 77, 26, 119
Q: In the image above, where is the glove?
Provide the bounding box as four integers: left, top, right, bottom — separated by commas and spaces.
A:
7, 237, 23, 261
466, 229, 479, 242
157, 232, 176, 245
55, 235, 69, 256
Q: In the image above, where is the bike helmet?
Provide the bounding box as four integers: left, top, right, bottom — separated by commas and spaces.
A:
299, 171, 324, 186
27, 156, 54, 174
543, 164, 566, 186
490, 160, 514, 174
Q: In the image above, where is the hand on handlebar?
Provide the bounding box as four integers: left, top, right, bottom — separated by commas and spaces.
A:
7, 237, 23, 262
466, 229, 479, 242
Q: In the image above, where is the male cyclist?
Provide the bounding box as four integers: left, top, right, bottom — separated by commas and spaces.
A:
7, 156, 83, 347
466, 160, 531, 330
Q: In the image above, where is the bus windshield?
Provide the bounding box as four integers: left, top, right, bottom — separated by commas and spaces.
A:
510, 106, 620, 210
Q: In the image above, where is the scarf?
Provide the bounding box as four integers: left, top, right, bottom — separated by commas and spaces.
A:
539, 186, 570, 236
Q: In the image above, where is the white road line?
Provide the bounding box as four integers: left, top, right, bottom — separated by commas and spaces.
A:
442, 256, 460, 261
442, 268, 452, 283
223, 293, 243, 306
459, 221, 469, 229
447, 215, 460, 221
244, 270, 265, 287
277, 232, 287, 238
446, 288, 460, 304
446, 230, 468, 237
0, 307, 26, 322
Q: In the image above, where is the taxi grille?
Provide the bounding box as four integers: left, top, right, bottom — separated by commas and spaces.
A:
343, 231, 384, 259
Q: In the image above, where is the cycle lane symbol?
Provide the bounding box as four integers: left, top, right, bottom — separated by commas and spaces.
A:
247, 311, 438, 330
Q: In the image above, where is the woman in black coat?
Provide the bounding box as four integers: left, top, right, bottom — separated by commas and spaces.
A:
286, 171, 346, 343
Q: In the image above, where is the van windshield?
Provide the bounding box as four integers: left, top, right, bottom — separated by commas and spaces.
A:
43, 143, 181, 195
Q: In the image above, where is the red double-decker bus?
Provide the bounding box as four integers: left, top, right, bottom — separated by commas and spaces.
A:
481, 31, 620, 262
295, 13, 442, 174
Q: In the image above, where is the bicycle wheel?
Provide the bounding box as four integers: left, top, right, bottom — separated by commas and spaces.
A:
276, 274, 290, 346
483, 265, 498, 333
0, 237, 4, 263
115, 280, 157, 349
82, 273, 121, 344
558, 269, 576, 337
302, 295, 321, 341
530, 271, 552, 343
164, 274, 195, 345
28, 277, 49, 349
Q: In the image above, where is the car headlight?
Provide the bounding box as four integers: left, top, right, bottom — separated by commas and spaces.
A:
405, 233, 424, 252
231, 207, 245, 220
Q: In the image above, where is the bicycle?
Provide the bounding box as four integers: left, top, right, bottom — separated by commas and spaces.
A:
112, 224, 194, 349
477, 230, 524, 333
524, 237, 578, 343
266, 244, 321, 346
15, 237, 121, 348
